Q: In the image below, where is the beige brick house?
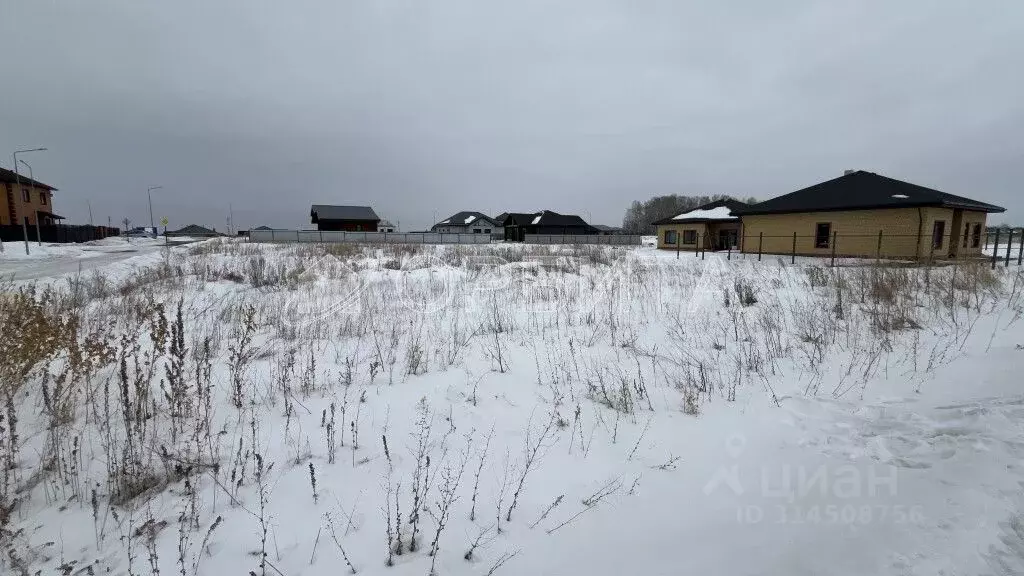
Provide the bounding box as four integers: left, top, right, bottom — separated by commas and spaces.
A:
0, 167, 61, 226
736, 171, 1004, 259
654, 199, 747, 251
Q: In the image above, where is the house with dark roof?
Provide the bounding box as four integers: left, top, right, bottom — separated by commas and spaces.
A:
0, 166, 62, 226
501, 210, 597, 241
593, 224, 627, 235
736, 170, 1005, 259
167, 224, 221, 238
652, 199, 748, 251
430, 212, 499, 234
310, 205, 380, 232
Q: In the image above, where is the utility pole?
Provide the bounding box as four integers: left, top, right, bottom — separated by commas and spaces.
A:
87, 200, 94, 226
147, 186, 162, 238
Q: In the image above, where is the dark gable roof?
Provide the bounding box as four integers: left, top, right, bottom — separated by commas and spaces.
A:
433, 211, 498, 228
0, 167, 57, 191
651, 198, 749, 225
502, 210, 594, 228
169, 224, 219, 236
310, 205, 380, 222
738, 171, 1005, 215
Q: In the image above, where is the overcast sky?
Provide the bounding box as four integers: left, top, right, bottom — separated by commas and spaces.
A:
1, 1, 1021, 231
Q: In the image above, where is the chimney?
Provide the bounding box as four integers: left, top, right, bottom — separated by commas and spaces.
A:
844, 169, 856, 176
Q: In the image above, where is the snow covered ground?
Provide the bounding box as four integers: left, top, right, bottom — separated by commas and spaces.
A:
0, 237, 200, 281
2, 238, 1023, 576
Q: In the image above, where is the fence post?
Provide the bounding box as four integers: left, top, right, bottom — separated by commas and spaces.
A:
675, 232, 680, 259
1006, 229, 1014, 267
695, 233, 699, 257
1018, 228, 1023, 266
727, 240, 731, 260
758, 232, 763, 261
830, 230, 837, 267
35, 212, 42, 246
319, 230, 323, 242
992, 228, 1000, 269
876, 230, 883, 261
791, 232, 797, 264
22, 218, 30, 255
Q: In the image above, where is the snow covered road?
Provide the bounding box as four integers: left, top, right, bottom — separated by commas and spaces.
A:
0, 238, 198, 280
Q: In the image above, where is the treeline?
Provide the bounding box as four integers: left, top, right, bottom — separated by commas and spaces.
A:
621, 194, 757, 234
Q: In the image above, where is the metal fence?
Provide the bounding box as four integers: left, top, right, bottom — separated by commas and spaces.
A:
524, 234, 643, 245
248, 229, 493, 244
0, 223, 121, 243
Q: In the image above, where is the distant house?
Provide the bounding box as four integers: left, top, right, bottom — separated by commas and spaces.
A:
431, 212, 500, 234
593, 224, 627, 235
738, 171, 1005, 259
653, 199, 748, 251
167, 224, 220, 238
501, 210, 598, 241
310, 205, 380, 232
378, 220, 398, 233
0, 166, 61, 226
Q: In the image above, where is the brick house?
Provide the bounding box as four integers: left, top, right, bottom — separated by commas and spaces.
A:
737, 171, 1005, 259
653, 199, 748, 251
0, 167, 62, 226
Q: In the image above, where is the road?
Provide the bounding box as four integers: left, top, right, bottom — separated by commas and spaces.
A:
0, 239, 195, 281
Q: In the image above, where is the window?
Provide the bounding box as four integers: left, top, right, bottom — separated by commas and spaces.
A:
963, 222, 969, 248
971, 223, 982, 248
932, 220, 945, 250
473, 229, 481, 233
40, 192, 47, 205
484, 229, 491, 233
682, 230, 697, 244
21, 188, 30, 203
664, 230, 677, 244
814, 223, 832, 248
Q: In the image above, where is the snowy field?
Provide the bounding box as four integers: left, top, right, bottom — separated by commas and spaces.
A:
2, 238, 1024, 576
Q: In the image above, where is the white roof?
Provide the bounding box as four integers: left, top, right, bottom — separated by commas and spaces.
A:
531, 215, 542, 224
671, 206, 737, 221
440, 219, 450, 224
464, 215, 476, 224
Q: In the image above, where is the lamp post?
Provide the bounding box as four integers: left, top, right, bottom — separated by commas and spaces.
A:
18, 159, 42, 246
147, 185, 162, 238
12, 147, 47, 255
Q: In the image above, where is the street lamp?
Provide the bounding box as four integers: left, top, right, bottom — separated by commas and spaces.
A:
18, 159, 42, 246
147, 185, 162, 237
12, 147, 47, 255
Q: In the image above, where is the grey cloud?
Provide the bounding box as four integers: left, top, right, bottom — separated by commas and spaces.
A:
1, 0, 1021, 232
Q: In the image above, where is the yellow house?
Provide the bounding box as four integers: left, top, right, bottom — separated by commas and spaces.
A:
0, 167, 61, 226
654, 199, 747, 251
736, 171, 1005, 259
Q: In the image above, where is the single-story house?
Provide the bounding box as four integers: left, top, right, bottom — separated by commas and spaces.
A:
653, 199, 748, 251
167, 224, 221, 238
310, 205, 380, 232
593, 224, 628, 235
378, 220, 398, 233
501, 210, 598, 241
431, 211, 499, 234
737, 171, 1005, 259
